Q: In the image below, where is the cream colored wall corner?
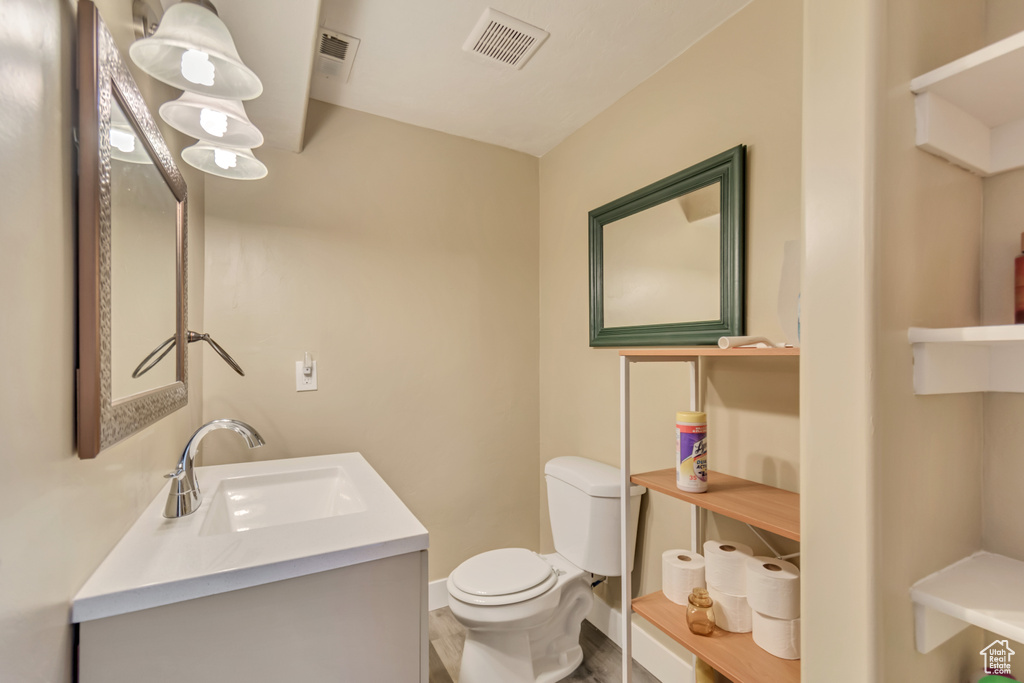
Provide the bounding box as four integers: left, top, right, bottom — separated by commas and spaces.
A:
538, 0, 801, 664
981, 2, 1024, 666
0, 1, 204, 681
873, 0, 990, 680
804, 0, 989, 679
201, 102, 540, 581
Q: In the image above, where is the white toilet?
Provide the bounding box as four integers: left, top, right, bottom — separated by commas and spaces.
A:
446, 456, 646, 683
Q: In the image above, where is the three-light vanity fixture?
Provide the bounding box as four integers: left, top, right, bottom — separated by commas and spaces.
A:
129, 0, 267, 180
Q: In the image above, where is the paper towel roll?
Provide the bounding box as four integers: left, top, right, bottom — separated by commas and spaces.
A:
703, 540, 753, 595
707, 586, 752, 633
752, 611, 800, 659
746, 556, 800, 620
662, 549, 706, 605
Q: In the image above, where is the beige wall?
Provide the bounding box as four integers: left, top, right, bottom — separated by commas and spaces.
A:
202, 102, 540, 581
538, 0, 802, 662
0, 1, 205, 680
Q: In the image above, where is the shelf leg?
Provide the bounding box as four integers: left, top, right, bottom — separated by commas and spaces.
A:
620, 355, 632, 683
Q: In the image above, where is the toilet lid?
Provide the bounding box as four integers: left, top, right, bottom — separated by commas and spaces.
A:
451, 548, 554, 597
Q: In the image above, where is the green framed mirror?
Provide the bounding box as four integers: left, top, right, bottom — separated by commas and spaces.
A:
589, 145, 746, 347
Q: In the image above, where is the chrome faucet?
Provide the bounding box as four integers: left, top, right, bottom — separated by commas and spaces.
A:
164, 419, 265, 518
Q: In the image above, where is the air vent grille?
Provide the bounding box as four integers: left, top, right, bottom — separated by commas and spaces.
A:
463, 8, 548, 70
320, 33, 349, 61
313, 28, 360, 84
472, 21, 535, 66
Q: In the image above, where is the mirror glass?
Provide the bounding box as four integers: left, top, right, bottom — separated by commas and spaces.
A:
589, 145, 745, 347
109, 97, 179, 399
603, 182, 721, 328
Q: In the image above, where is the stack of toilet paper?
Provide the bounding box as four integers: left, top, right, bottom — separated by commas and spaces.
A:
661, 549, 706, 605
703, 541, 753, 633
747, 556, 800, 660
662, 541, 801, 660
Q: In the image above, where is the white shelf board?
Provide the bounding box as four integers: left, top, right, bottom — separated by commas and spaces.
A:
909, 325, 1024, 394
911, 552, 1024, 653
910, 30, 1024, 176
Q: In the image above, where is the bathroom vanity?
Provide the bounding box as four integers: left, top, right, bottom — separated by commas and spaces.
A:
72, 452, 429, 683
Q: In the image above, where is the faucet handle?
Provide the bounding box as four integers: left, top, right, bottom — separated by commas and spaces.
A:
164, 467, 185, 480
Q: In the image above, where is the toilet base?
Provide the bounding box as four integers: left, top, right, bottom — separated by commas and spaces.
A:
452, 555, 593, 683
458, 625, 585, 683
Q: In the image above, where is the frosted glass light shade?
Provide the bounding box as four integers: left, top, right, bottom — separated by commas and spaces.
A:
159, 91, 264, 148
182, 141, 267, 180
129, 3, 263, 100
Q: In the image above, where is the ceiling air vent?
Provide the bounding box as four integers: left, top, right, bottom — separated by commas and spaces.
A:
463, 8, 549, 70
315, 28, 360, 83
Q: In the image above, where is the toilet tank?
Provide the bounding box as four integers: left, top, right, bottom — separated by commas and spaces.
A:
544, 457, 645, 577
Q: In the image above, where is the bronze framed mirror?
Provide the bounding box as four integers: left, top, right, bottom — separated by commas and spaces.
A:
77, 0, 187, 459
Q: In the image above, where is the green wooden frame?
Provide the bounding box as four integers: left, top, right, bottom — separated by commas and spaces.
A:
589, 145, 746, 347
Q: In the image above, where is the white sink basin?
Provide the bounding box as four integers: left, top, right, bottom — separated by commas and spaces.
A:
72, 452, 428, 623
200, 466, 368, 535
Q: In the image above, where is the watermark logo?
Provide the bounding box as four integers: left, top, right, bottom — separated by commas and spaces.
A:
981, 639, 1016, 676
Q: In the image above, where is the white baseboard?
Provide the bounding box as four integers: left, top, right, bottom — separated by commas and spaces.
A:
587, 595, 693, 683
428, 578, 449, 611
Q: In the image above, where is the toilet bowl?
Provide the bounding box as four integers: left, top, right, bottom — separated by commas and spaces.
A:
446, 457, 645, 683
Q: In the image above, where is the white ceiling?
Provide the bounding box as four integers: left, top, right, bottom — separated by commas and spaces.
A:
162, 0, 751, 157
310, 0, 751, 156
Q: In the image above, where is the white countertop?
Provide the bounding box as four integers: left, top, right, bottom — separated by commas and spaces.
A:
72, 452, 428, 623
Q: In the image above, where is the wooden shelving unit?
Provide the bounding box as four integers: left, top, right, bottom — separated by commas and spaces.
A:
630, 469, 800, 541
633, 592, 801, 683
910, 29, 1024, 176
617, 348, 801, 682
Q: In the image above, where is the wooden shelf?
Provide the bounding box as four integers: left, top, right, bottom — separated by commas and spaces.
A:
910, 30, 1024, 176
620, 347, 799, 359
631, 468, 800, 541
633, 591, 800, 683
908, 325, 1024, 394
911, 551, 1024, 653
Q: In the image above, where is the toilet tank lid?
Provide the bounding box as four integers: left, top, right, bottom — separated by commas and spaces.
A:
544, 456, 644, 498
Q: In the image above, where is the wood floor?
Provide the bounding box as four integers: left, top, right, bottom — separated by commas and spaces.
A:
428, 607, 662, 683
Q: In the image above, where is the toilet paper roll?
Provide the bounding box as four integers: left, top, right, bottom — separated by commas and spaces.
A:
707, 586, 752, 633
746, 556, 800, 620
752, 611, 801, 660
703, 540, 753, 595
662, 549, 706, 605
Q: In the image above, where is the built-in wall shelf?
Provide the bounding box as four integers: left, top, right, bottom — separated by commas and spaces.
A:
911, 30, 1024, 176
911, 552, 1024, 653
908, 325, 1024, 394
632, 591, 800, 683
631, 469, 800, 541
620, 347, 799, 360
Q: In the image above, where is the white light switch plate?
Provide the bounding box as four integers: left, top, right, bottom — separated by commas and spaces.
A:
295, 360, 318, 391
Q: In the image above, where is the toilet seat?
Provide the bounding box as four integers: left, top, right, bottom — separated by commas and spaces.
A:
449, 548, 558, 606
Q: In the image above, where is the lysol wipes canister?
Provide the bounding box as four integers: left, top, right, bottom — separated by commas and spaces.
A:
676, 411, 708, 493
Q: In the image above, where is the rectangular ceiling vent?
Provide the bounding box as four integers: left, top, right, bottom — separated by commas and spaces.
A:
315, 28, 360, 83
462, 8, 549, 70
